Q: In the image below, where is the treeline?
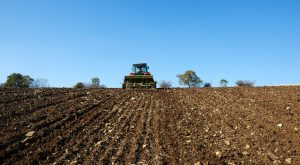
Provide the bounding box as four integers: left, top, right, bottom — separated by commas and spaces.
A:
0, 71, 255, 89
0, 73, 49, 88
0, 73, 105, 89
158, 70, 254, 88
73, 77, 106, 89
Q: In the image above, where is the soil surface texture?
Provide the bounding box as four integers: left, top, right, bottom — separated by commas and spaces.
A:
0, 86, 299, 164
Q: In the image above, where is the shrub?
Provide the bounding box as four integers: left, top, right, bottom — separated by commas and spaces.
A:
204, 82, 212, 87
99, 84, 107, 88
235, 80, 255, 87
159, 80, 172, 88
73, 82, 85, 88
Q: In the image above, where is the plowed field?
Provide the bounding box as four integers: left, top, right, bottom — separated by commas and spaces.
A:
0, 87, 299, 164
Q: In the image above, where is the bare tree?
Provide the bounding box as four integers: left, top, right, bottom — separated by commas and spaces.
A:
32, 78, 49, 88
236, 80, 255, 87
99, 84, 107, 88
159, 80, 172, 88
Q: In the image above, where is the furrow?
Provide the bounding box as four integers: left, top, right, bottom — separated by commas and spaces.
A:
77, 91, 138, 163
0, 91, 103, 152
123, 94, 150, 164
93, 92, 145, 164
110, 95, 150, 164
53, 91, 133, 164
47, 91, 129, 164
157, 92, 180, 164
2, 91, 122, 164
140, 95, 155, 163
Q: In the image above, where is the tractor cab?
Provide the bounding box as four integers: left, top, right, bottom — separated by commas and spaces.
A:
130, 63, 151, 75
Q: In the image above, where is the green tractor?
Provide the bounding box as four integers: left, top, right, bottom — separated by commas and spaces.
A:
122, 63, 157, 89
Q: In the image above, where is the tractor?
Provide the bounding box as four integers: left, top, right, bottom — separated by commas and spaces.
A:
122, 63, 156, 89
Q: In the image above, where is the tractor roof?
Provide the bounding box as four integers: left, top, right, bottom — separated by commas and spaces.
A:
133, 63, 147, 67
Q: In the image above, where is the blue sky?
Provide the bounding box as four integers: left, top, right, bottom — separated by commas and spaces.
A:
0, 0, 299, 87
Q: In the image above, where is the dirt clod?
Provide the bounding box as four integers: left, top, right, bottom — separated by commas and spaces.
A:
267, 152, 278, 161
224, 140, 230, 146
215, 151, 222, 158
194, 161, 200, 165
285, 158, 292, 164
26, 131, 35, 137
242, 151, 249, 155
245, 144, 250, 150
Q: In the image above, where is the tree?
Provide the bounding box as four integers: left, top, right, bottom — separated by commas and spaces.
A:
73, 82, 85, 88
177, 70, 203, 88
235, 80, 255, 87
32, 78, 49, 88
0, 83, 4, 88
159, 80, 172, 88
91, 77, 100, 88
219, 79, 229, 87
4, 73, 34, 88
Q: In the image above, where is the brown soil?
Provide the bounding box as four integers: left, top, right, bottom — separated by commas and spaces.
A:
0, 86, 299, 164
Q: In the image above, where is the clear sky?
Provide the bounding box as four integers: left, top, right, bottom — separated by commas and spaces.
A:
0, 0, 299, 87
